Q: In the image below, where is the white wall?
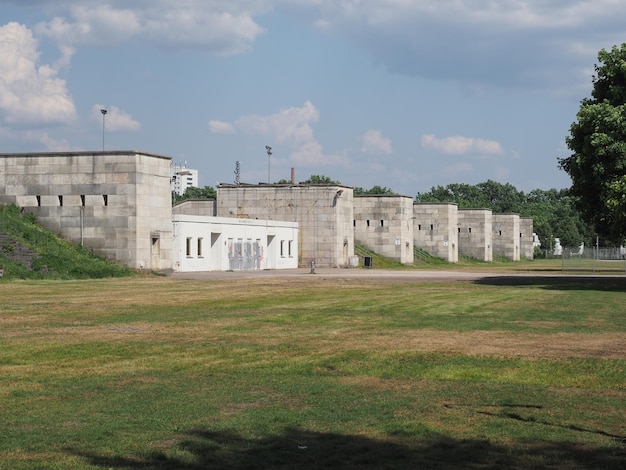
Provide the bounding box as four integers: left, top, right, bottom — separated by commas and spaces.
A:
172, 215, 298, 272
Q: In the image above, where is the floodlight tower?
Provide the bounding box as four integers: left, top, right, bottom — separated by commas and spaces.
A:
265, 145, 272, 183
100, 108, 108, 151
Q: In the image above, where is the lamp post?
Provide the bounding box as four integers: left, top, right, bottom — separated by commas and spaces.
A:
265, 145, 272, 183
100, 108, 108, 151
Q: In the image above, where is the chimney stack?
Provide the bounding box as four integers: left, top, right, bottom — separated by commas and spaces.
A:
291, 167, 295, 184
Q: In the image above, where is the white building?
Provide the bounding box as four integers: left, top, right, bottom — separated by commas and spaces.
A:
172, 214, 299, 272
171, 162, 199, 196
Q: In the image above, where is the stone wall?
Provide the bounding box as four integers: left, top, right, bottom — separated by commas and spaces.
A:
458, 209, 493, 261
0, 151, 173, 270
413, 203, 459, 262
520, 217, 534, 259
354, 195, 414, 264
173, 199, 217, 217
216, 184, 354, 267
492, 213, 520, 260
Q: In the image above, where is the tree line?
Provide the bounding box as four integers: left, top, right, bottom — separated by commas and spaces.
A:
175, 43, 626, 251
415, 181, 595, 250
174, 176, 597, 250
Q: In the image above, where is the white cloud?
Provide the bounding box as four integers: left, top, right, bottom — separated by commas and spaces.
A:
295, 0, 626, 94
24, 1, 626, 93
359, 129, 392, 155
0, 22, 77, 127
208, 120, 236, 134
212, 101, 348, 166
92, 104, 140, 132
35, 4, 141, 47
235, 100, 320, 143
443, 162, 473, 177
39, 132, 76, 151
35, 1, 266, 55
421, 134, 505, 156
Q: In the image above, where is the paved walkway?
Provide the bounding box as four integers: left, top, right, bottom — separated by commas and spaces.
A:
170, 267, 524, 282
169, 267, 626, 285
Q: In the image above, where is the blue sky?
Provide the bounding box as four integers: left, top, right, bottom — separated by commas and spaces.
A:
1, 1, 624, 196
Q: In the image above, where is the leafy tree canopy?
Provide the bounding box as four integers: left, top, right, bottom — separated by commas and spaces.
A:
354, 185, 396, 196
416, 180, 523, 213
559, 43, 626, 243
302, 175, 342, 184
416, 181, 595, 248
172, 185, 216, 205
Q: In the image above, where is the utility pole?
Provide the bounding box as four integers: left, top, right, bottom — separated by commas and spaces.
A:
100, 108, 108, 150
265, 145, 272, 183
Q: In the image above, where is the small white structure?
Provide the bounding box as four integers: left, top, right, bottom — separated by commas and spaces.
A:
171, 162, 199, 196
553, 238, 563, 256
571, 242, 584, 257
172, 214, 298, 272
532, 233, 541, 249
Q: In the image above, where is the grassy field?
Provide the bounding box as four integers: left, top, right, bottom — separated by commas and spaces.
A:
0, 269, 625, 469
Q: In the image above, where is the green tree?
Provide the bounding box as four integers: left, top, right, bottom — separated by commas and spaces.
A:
559, 44, 626, 243
172, 185, 216, 205
354, 185, 396, 195
416, 180, 523, 212
302, 175, 342, 184
415, 182, 594, 248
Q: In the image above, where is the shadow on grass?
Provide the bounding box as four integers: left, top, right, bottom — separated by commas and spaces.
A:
474, 275, 626, 292
69, 427, 626, 469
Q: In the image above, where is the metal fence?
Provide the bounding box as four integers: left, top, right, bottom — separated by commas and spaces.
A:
553, 245, 626, 273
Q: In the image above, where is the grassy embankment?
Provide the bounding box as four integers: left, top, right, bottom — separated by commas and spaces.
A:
1, 273, 624, 469
0, 204, 133, 279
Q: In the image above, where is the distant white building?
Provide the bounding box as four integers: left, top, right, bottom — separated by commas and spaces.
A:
532, 233, 541, 248
171, 162, 199, 195
554, 238, 563, 256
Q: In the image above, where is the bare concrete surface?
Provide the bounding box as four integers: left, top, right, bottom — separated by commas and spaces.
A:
169, 267, 550, 282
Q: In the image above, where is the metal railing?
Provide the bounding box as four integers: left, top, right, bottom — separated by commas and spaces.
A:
556, 245, 626, 273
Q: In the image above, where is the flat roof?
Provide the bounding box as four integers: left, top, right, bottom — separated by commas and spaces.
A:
218, 182, 354, 190
0, 150, 172, 161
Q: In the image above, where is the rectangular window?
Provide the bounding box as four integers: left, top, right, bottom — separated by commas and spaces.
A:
197, 238, 203, 257
418, 224, 421, 230
280, 240, 285, 257
469, 227, 472, 234
80, 195, 85, 206
288, 240, 293, 257
186, 237, 192, 257
353, 220, 356, 227
103, 195, 108, 206
380, 220, 384, 227
430, 224, 434, 230
36, 195, 41, 207
366, 220, 370, 227
58, 195, 63, 206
